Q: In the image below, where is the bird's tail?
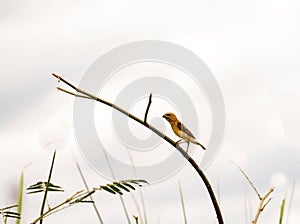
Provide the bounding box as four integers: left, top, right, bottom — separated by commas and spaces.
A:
189, 138, 206, 150
196, 141, 206, 150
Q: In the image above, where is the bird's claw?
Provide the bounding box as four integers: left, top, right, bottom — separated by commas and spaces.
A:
175, 140, 182, 147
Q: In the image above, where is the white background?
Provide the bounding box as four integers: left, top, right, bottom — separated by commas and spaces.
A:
1, 0, 300, 223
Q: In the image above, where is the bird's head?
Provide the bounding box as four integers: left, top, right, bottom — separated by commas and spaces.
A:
162, 112, 178, 123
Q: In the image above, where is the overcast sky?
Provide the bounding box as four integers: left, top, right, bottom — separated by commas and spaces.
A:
1, 0, 300, 223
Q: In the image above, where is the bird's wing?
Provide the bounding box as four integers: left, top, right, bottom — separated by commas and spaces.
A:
177, 122, 196, 138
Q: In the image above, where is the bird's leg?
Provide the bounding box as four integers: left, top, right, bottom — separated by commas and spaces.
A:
186, 141, 190, 153
176, 140, 191, 153
175, 139, 182, 147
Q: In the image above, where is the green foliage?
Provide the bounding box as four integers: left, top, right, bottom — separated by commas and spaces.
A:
40, 150, 56, 224
0, 205, 21, 222
26, 178, 148, 223
98, 180, 149, 195
279, 198, 286, 224
69, 190, 96, 205
16, 170, 24, 224
27, 182, 64, 194
3, 211, 21, 220
25, 150, 148, 224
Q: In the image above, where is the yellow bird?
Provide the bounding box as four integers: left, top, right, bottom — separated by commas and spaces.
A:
162, 112, 206, 151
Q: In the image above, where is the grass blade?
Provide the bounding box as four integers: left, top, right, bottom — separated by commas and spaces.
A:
178, 181, 188, 224
119, 196, 130, 224
40, 150, 56, 224
16, 170, 24, 224
102, 147, 131, 224
286, 179, 296, 224
279, 198, 286, 224
126, 147, 148, 224
75, 162, 104, 224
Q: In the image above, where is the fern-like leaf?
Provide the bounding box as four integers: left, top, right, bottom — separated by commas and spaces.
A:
27, 181, 64, 194
98, 179, 148, 195
0, 205, 21, 221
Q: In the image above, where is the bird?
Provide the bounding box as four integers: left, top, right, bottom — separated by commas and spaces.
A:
162, 112, 206, 151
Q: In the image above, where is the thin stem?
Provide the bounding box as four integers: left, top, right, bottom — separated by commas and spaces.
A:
2, 212, 7, 224
133, 215, 139, 224
131, 195, 144, 224
16, 171, 24, 224
119, 196, 131, 224
125, 148, 145, 224
40, 150, 56, 224
42, 190, 93, 219
262, 197, 272, 210
144, 93, 152, 124
178, 181, 188, 224
286, 178, 296, 224
75, 162, 104, 224
100, 134, 131, 224
52, 74, 224, 224
232, 162, 261, 198
57, 87, 91, 99
1, 205, 18, 211
252, 188, 274, 224
233, 162, 274, 224
32, 190, 85, 224
279, 198, 286, 224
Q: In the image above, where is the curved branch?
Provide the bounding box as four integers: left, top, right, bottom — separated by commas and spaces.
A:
52, 73, 224, 224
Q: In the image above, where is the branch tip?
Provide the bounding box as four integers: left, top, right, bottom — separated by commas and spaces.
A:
144, 93, 153, 124
52, 73, 61, 83
52, 73, 59, 78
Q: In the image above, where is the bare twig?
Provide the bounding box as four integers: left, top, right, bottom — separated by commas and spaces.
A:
252, 188, 274, 224
40, 150, 56, 224
233, 162, 261, 198
144, 93, 152, 124
262, 197, 272, 211
52, 73, 224, 223
32, 190, 86, 224
0, 205, 18, 211
233, 162, 274, 224
57, 87, 91, 99
133, 215, 139, 224
75, 162, 104, 224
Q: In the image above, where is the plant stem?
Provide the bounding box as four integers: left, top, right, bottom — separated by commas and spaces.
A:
144, 93, 152, 124
178, 181, 188, 224
32, 191, 84, 224
75, 162, 104, 224
16, 171, 24, 224
252, 188, 274, 224
39, 150, 56, 224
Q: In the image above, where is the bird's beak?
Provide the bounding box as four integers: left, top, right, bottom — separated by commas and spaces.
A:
162, 114, 167, 119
